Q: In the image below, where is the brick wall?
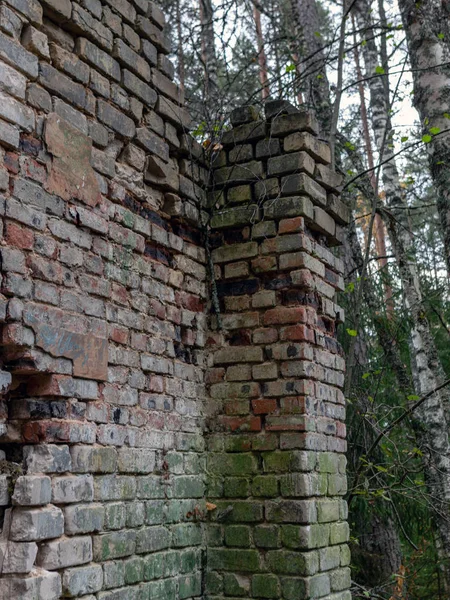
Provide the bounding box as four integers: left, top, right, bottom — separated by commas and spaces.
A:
0, 0, 207, 597
0, 0, 350, 597
205, 103, 351, 600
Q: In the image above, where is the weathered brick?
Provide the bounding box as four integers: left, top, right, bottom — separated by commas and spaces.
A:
114, 39, 150, 81
0, 32, 38, 78
37, 536, 93, 569
62, 564, 103, 596
12, 475, 52, 505
65, 503, 105, 534
0, 541, 38, 574
39, 63, 87, 110
123, 69, 157, 106
97, 99, 135, 137
0, 60, 27, 99
76, 38, 120, 82
10, 505, 64, 541
72, 3, 113, 51
24, 444, 71, 473
0, 90, 34, 131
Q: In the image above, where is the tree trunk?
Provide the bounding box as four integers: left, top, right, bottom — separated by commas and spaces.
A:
398, 0, 450, 277
346, 216, 410, 391
199, 0, 219, 108
175, 0, 185, 93
353, 23, 394, 317
253, 1, 270, 101
289, 0, 332, 133
355, 0, 450, 583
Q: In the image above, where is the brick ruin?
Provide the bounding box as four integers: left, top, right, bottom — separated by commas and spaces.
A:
0, 0, 351, 597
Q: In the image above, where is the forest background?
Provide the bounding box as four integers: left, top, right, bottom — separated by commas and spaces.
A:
159, 0, 450, 596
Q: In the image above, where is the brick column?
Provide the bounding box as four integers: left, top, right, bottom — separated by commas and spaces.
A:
205, 101, 351, 600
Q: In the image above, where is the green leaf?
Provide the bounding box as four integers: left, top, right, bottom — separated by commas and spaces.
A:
346, 329, 358, 337
424, 116, 429, 125
401, 136, 409, 142
375, 66, 385, 75
438, 32, 445, 39
362, 372, 370, 380
422, 134, 432, 143
314, 31, 322, 37
430, 126, 441, 135
346, 282, 355, 293
361, 39, 367, 46
444, 113, 450, 119
285, 64, 296, 73
408, 394, 420, 401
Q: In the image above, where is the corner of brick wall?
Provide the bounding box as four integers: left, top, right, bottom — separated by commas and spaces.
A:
204, 100, 351, 600
0, 0, 209, 597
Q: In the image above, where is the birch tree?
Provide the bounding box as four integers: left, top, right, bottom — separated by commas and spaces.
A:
355, 0, 450, 584
398, 0, 450, 277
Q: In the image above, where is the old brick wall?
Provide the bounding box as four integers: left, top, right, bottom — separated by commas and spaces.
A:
0, 0, 350, 596
204, 103, 351, 600
0, 0, 207, 597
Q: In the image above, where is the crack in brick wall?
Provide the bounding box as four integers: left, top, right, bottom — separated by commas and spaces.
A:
0, 0, 350, 597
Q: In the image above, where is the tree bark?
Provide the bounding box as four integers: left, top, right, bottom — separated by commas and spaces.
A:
199, 0, 219, 107
353, 22, 394, 317
355, 0, 450, 583
175, 0, 185, 93
253, 1, 270, 101
289, 0, 332, 133
398, 0, 450, 277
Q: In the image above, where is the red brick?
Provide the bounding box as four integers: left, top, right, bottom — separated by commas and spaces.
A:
149, 298, 166, 319
4, 152, 19, 174
5, 222, 34, 249
280, 324, 315, 343
21, 157, 47, 183
252, 398, 277, 414
26, 374, 69, 396
22, 419, 96, 443
148, 375, 164, 393
251, 256, 277, 273
279, 217, 305, 234
110, 326, 129, 345
112, 283, 128, 306
264, 306, 307, 325
205, 368, 225, 385
176, 291, 204, 312
220, 416, 261, 432
45, 113, 101, 207
28, 320, 108, 380
336, 421, 346, 438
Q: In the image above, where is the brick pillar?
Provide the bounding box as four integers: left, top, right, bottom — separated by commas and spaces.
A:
205, 101, 351, 600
